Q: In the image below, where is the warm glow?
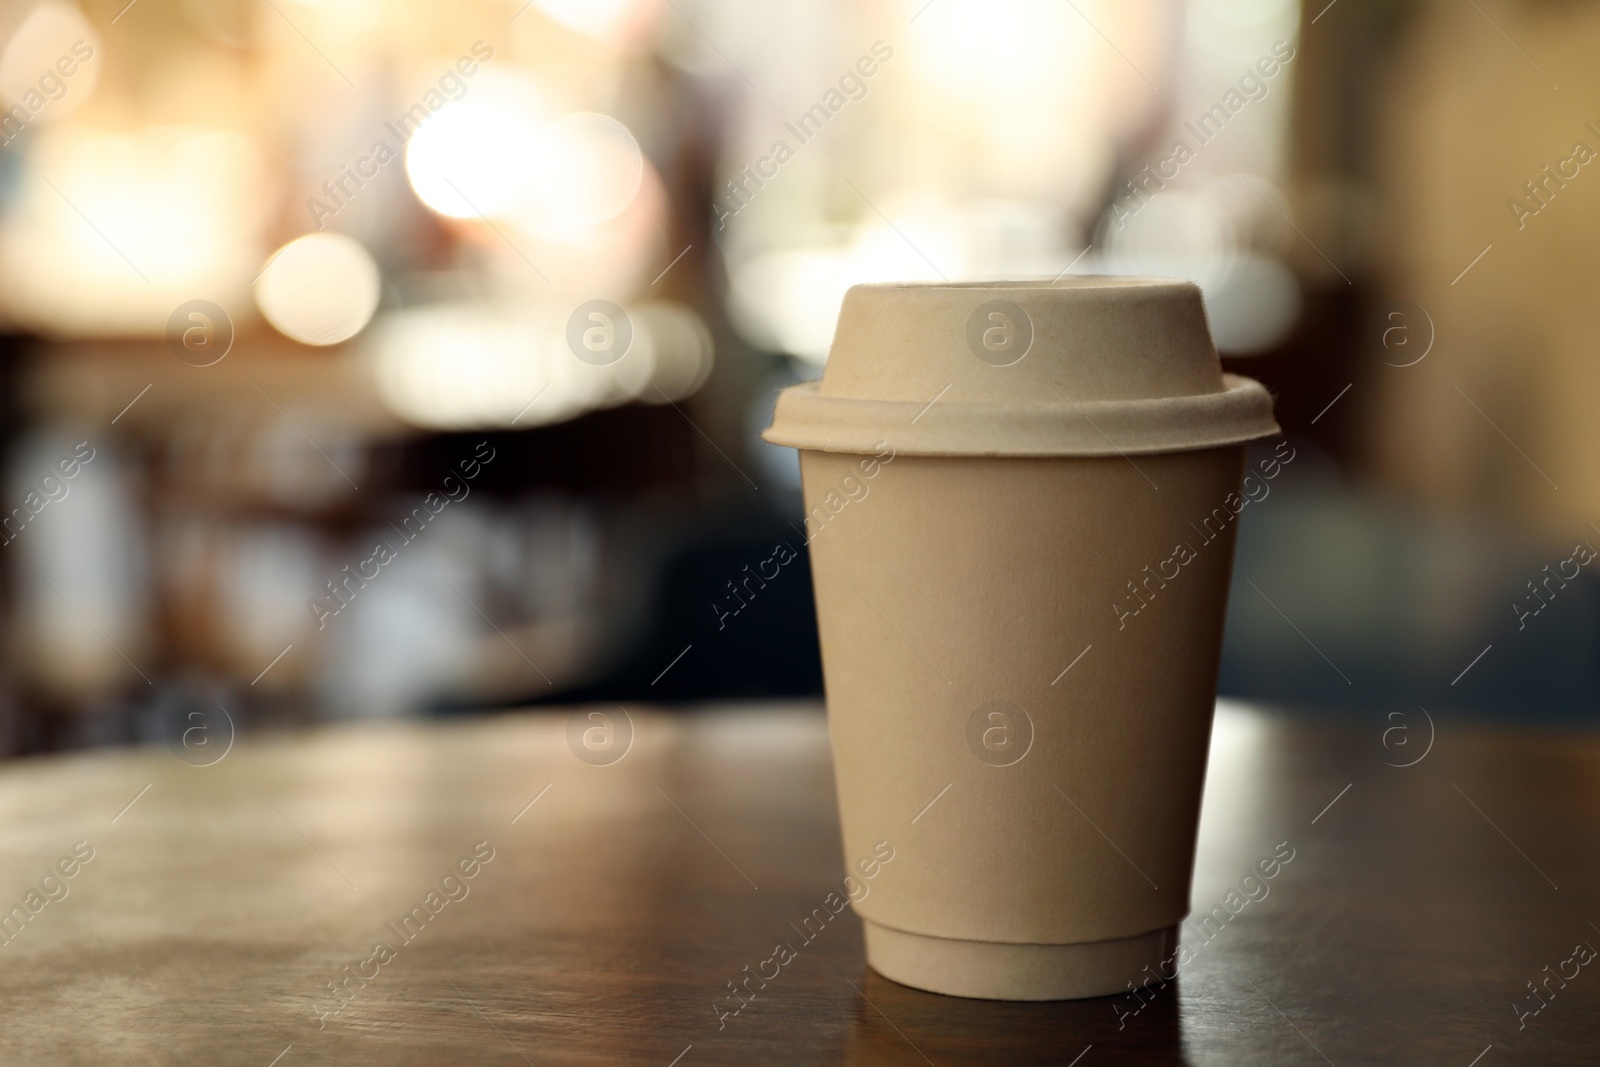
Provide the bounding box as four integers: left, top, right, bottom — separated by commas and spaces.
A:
530, 113, 643, 229
0, 126, 266, 336
283, 0, 382, 37
536, 0, 644, 41
369, 300, 712, 429
500, 158, 666, 300
254, 233, 381, 346
405, 90, 642, 233
908, 0, 1093, 102
370, 306, 571, 430
0, 0, 101, 125
404, 79, 546, 219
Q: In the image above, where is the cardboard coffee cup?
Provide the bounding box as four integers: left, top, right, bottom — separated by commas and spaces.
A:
762, 279, 1279, 1000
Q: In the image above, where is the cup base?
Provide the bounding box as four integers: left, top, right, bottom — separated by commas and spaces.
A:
862, 921, 1177, 1001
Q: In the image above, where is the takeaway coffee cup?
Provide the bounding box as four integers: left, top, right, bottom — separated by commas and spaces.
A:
762, 279, 1279, 1000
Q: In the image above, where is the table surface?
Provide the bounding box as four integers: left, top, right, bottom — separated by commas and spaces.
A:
0, 700, 1596, 1066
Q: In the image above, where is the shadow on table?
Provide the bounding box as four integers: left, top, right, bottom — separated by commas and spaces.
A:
840, 969, 1190, 1066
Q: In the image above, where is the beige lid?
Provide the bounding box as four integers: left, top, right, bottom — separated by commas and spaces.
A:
762, 278, 1279, 457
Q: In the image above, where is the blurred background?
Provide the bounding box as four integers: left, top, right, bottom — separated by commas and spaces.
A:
0, 0, 1593, 756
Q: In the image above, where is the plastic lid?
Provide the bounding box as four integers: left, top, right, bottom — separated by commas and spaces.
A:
762, 279, 1280, 457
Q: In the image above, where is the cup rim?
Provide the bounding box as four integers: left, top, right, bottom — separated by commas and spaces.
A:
764, 373, 1280, 457
854, 276, 1197, 293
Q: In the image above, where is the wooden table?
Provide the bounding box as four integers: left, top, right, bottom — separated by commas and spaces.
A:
0, 700, 1595, 1065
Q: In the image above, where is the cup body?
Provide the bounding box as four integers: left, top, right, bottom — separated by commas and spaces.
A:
767, 278, 1277, 1000
801, 444, 1246, 999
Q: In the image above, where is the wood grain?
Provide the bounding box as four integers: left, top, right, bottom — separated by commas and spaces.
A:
0, 701, 1595, 1065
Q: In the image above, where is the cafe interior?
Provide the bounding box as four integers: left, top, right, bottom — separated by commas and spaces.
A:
0, 0, 1592, 756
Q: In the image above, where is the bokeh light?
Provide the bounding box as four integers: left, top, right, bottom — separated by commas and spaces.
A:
254, 233, 381, 346
1204, 253, 1301, 354
404, 72, 548, 220
406, 94, 643, 234
368, 305, 584, 430
369, 299, 711, 429
633, 301, 714, 402
530, 113, 644, 229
